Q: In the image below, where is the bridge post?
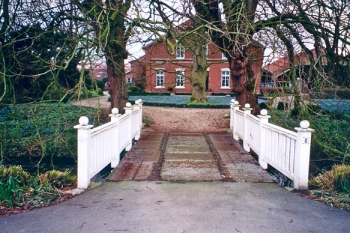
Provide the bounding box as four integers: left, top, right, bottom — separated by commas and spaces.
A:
230, 99, 235, 129
258, 109, 270, 169
243, 103, 252, 151
294, 120, 314, 190
133, 99, 142, 141
74, 116, 93, 189
109, 108, 121, 168
137, 99, 143, 129
124, 102, 133, 151
231, 100, 240, 140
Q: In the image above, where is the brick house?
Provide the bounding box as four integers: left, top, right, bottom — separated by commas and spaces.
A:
263, 49, 327, 88
128, 40, 264, 94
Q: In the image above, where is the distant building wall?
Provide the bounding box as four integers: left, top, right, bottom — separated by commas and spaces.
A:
130, 40, 263, 94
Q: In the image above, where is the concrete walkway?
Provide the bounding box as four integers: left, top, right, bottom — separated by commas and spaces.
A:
1, 132, 349, 232
1, 181, 349, 233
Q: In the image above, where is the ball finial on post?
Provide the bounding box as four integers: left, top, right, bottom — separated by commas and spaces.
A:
300, 120, 310, 129
111, 108, 119, 115
260, 109, 268, 116
79, 116, 89, 126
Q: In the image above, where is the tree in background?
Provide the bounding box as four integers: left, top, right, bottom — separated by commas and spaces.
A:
256, 0, 350, 112
0, 0, 90, 104
190, 0, 262, 113
150, 1, 211, 102
76, 0, 134, 113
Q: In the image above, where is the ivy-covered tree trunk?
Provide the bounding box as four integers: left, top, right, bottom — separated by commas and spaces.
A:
106, 56, 128, 114
104, 0, 131, 114
78, 0, 131, 113
190, 41, 208, 102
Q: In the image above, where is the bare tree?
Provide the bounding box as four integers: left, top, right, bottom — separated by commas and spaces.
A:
76, 0, 134, 113
149, 1, 211, 102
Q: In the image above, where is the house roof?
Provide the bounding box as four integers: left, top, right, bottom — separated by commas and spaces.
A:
264, 49, 322, 77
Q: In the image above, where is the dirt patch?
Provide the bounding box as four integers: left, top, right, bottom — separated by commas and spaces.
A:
143, 107, 230, 132
72, 96, 231, 132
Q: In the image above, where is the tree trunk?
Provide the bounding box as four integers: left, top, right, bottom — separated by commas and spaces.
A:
107, 57, 128, 114
190, 44, 208, 102
104, 0, 130, 114
230, 48, 260, 114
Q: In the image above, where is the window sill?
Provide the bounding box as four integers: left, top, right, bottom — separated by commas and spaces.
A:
220, 87, 231, 90
155, 86, 165, 89
175, 57, 185, 60
175, 86, 185, 89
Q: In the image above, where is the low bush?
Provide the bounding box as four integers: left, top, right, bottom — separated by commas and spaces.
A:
277, 102, 288, 110
128, 85, 141, 93
309, 165, 350, 210
128, 95, 235, 108
40, 169, 76, 189
142, 116, 152, 127
0, 165, 76, 209
0, 103, 102, 160
333, 165, 350, 193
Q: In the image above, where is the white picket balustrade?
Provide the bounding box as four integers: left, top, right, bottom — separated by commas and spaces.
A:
230, 101, 314, 190
74, 100, 143, 188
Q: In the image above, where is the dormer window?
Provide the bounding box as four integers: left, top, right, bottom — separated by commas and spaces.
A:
176, 44, 185, 59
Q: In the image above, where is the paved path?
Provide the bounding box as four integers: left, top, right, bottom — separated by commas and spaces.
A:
107, 132, 274, 183
1, 181, 349, 233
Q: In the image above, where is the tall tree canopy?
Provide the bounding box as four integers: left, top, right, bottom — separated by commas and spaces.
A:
188, 0, 348, 113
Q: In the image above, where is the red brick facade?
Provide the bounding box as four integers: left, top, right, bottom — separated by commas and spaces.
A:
129, 40, 263, 93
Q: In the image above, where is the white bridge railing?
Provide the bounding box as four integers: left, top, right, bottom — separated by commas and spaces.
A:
230, 100, 314, 190
74, 100, 143, 188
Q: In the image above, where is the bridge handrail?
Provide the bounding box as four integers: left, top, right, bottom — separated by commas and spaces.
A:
230, 100, 314, 190
74, 100, 143, 188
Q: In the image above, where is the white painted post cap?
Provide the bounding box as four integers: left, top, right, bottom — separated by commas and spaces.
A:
111, 108, 119, 114
300, 120, 310, 129
235, 101, 239, 105
79, 116, 89, 126
126, 102, 132, 107
260, 109, 268, 116
244, 103, 251, 108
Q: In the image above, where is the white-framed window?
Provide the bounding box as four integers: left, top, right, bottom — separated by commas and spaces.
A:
221, 69, 230, 88
127, 77, 133, 84
176, 44, 185, 59
175, 69, 185, 88
156, 69, 165, 88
